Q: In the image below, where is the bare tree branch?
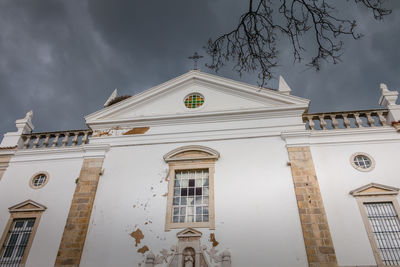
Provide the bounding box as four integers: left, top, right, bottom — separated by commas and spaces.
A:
206, 0, 391, 86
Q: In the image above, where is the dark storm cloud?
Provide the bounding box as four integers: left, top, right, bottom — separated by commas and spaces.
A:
0, 0, 399, 136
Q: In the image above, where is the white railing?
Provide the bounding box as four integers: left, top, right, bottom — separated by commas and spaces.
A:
21, 130, 92, 149
303, 109, 389, 130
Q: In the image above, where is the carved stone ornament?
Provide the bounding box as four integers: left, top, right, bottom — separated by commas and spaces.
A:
144, 228, 231, 267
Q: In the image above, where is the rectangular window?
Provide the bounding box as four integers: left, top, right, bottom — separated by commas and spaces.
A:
364, 202, 400, 265
172, 169, 209, 223
0, 218, 36, 266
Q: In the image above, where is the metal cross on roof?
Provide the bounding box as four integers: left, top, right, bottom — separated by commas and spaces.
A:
188, 52, 203, 70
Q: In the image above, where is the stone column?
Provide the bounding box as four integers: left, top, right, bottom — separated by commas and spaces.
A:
287, 146, 337, 267
54, 157, 104, 267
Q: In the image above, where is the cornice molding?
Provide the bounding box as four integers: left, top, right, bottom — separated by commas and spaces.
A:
282, 127, 400, 147
87, 105, 308, 130
11, 144, 109, 163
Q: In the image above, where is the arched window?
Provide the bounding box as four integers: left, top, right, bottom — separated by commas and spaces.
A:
164, 145, 219, 231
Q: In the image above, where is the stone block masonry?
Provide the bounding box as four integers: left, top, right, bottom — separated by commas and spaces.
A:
54, 158, 104, 267
287, 147, 338, 267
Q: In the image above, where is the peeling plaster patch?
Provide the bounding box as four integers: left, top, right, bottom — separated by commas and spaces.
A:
210, 233, 219, 247
130, 229, 144, 247
133, 205, 136, 208
93, 130, 111, 137
123, 127, 150, 135
137, 245, 149, 254
162, 193, 168, 197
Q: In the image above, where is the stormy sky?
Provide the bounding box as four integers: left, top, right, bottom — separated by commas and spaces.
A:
0, 0, 399, 135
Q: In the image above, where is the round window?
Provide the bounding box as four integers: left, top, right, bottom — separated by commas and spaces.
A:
350, 153, 375, 172
30, 172, 49, 189
184, 93, 204, 109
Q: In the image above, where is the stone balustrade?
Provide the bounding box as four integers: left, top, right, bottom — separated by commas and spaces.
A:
21, 130, 92, 149
303, 109, 389, 130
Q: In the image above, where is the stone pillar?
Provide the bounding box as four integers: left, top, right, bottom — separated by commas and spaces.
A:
287, 147, 337, 267
54, 157, 104, 267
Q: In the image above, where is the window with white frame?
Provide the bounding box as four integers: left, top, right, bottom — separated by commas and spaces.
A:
350, 183, 400, 266
0, 218, 35, 266
364, 202, 400, 265
0, 200, 46, 267
163, 145, 219, 231
172, 169, 209, 223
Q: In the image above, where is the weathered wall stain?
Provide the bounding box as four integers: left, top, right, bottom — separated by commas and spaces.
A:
123, 127, 150, 135
130, 229, 144, 247
137, 245, 149, 254
210, 233, 219, 247
93, 130, 111, 137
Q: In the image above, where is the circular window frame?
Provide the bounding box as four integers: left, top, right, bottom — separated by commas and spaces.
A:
350, 152, 375, 172
183, 93, 205, 110
29, 171, 50, 189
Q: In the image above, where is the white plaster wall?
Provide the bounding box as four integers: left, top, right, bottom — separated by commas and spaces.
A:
311, 140, 400, 266
0, 157, 84, 267
81, 136, 308, 267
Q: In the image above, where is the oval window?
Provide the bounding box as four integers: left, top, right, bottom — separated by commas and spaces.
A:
184, 93, 204, 109
30, 172, 49, 189
350, 153, 375, 172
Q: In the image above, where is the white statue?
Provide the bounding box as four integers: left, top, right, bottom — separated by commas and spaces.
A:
183, 248, 195, 267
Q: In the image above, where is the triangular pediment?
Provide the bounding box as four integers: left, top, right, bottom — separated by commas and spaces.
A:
85, 71, 309, 128
177, 228, 203, 238
9, 199, 47, 212
164, 145, 220, 162
350, 183, 399, 196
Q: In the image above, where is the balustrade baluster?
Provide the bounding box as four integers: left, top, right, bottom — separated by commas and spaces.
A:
319, 115, 327, 130
366, 113, 375, 127
377, 111, 387, 126
303, 109, 388, 131
61, 133, 69, 147
72, 132, 79, 146
331, 115, 339, 129
43, 134, 50, 147
305, 116, 314, 130
82, 132, 89, 144
354, 113, 364, 128
20, 130, 91, 149
52, 134, 60, 147
23, 136, 31, 149
342, 114, 351, 128
32, 135, 40, 148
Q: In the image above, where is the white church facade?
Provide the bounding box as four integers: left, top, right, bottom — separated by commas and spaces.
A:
0, 70, 400, 267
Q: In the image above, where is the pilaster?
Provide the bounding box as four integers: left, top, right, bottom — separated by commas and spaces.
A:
287, 146, 338, 267
54, 157, 104, 267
